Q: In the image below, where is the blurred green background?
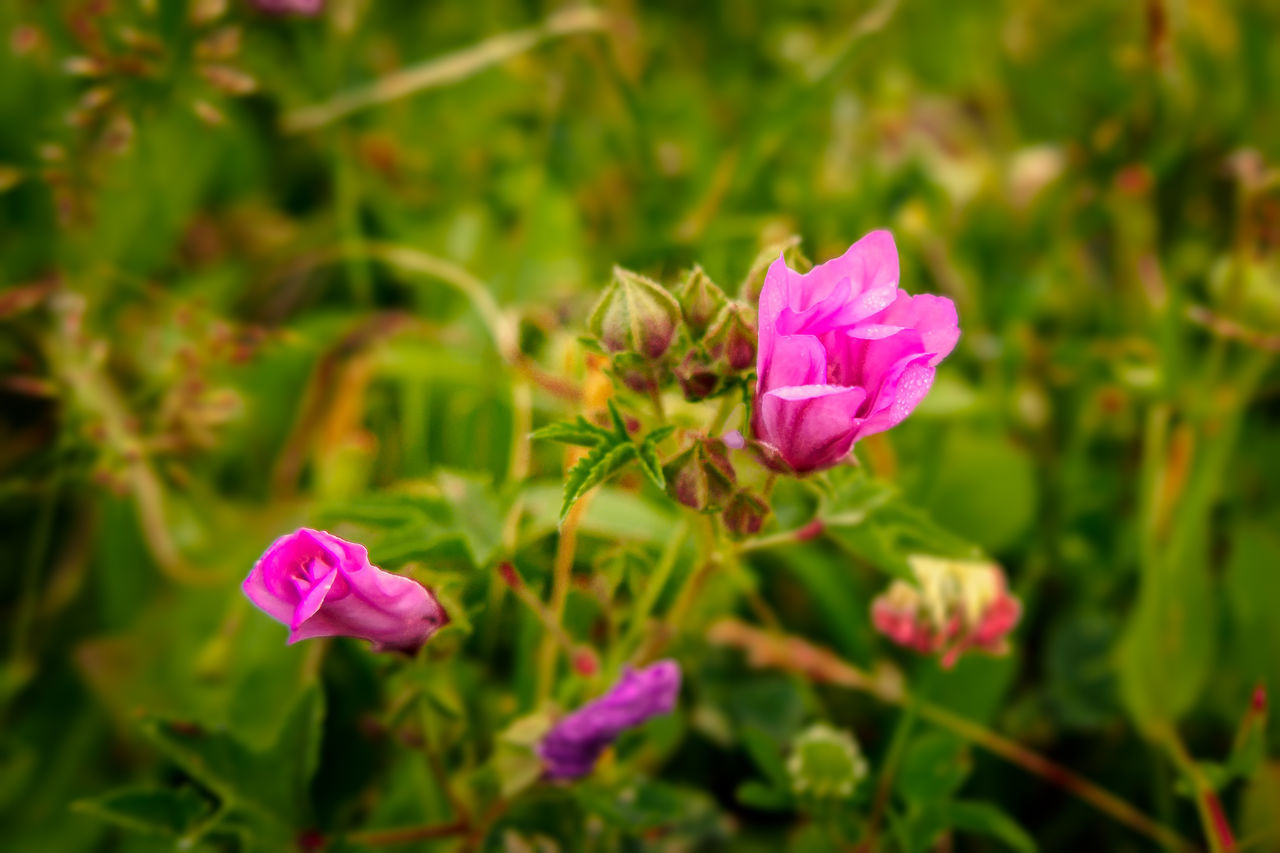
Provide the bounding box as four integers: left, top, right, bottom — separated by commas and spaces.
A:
2, 1, 1279, 850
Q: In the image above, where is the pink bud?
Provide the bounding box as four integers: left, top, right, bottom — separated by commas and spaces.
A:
243, 529, 447, 654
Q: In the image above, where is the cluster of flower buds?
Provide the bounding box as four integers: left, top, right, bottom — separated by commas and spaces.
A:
674, 267, 757, 401
871, 555, 1021, 668
587, 265, 757, 403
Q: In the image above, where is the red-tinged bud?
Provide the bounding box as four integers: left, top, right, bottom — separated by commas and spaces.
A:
610, 352, 670, 394
675, 266, 727, 339
722, 491, 771, 538
674, 348, 721, 401
588, 267, 681, 359
572, 647, 599, 676
1252, 683, 1267, 713
663, 439, 736, 512
704, 302, 756, 372
498, 562, 522, 589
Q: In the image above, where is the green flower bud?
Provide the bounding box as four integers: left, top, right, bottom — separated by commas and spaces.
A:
787, 724, 868, 800
674, 347, 721, 401
663, 439, 736, 511
610, 352, 670, 394
675, 265, 727, 339
704, 302, 756, 372
588, 267, 681, 359
721, 490, 770, 537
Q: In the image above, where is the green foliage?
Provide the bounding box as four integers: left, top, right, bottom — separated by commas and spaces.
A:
1, 0, 1278, 851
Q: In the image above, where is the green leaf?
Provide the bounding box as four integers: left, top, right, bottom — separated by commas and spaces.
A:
575, 780, 723, 838
635, 440, 665, 490
72, 786, 212, 838
942, 800, 1038, 853
644, 424, 676, 445
606, 398, 630, 439
561, 441, 637, 522
137, 686, 325, 841
735, 780, 793, 812
740, 726, 789, 791
530, 417, 611, 447
896, 731, 970, 803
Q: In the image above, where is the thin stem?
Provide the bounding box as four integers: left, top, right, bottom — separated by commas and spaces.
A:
283, 7, 610, 133
536, 494, 588, 702
344, 818, 469, 847
734, 519, 824, 554
417, 687, 471, 824
709, 620, 1195, 852
915, 701, 1194, 852
1162, 726, 1235, 853
706, 392, 738, 437
617, 518, 690, 667
859, 696, 917, 851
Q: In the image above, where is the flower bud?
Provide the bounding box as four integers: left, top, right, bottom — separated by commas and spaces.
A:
663, 439, 736, 511
722, 490, 770, 538
675, 266, 727, 339
787, 724, 868, 799
704, 302, 756, 372
610, 352, 670, 394
588, 267, 681, 359
674, 347, 721, 401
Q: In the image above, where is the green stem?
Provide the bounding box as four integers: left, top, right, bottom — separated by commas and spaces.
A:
706, 392, 738, 437
1161, 726, 1234, 853
283, 7, 610, 133
536, 495, 587, 702
911, 700, 1193, 851
616, 518, 690, 668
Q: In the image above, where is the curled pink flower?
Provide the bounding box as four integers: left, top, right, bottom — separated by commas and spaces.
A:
871, 557, 1021, 669
753, 231, 958, 472
537, 660, 681, 779
243, 528, 447, 654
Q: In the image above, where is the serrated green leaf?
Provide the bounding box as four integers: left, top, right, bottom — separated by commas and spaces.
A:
606, 398, 630, 439
530, 417, 610, 447
561, 441, 637, 521
139, 686, 325, 837
72, 786, 212, 838
635, 441, 665, 490
643, 424, 676, 446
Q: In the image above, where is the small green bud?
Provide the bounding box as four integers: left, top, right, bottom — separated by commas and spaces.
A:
663, 439, 735, 511
740, 239, 812, 303
704, 302, 757, 372
610, 352, 670, 394
588, 267, 681, 359
675, 265, 728, 339
721, 490, 770, 537
674, 347, 721, 401
787, 724, 868, 800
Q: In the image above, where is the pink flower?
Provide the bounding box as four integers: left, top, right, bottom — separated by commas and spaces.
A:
251, 0, 324, 15
537, 660, 681, 779
243, 528, 447, 654
753, 231, 958, 472
871, 557, 1021, 669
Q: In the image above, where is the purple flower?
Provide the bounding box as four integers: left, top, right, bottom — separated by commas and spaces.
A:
242, 528, 447, 654
251, 0, 324, 15
538, 660, 681, 779
753, 231, 959, 472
